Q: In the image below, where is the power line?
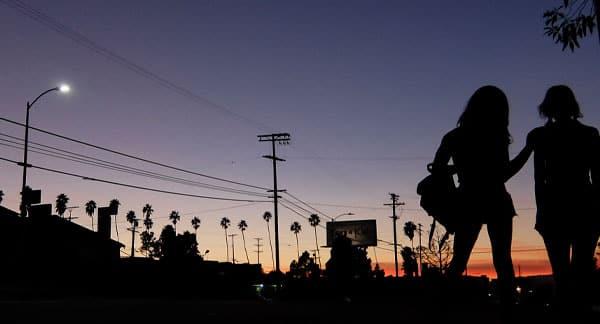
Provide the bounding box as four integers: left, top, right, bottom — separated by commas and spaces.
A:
305, 202, 389, 210
0, 0, 273, 132
279, 201, 319, 225
305, 201, 536, 212
113, 203, 259, 225
0, 134, 269, 197
283, 191, 334, 220
180, 203, 259, 216
281, 155, 432, 162
0, 139, 265, 197
0, 156, 271, 203
280, 197, 326, 219
0, 116, 270, 191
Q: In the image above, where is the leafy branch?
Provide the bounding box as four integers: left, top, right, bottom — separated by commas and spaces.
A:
544, 0, 597, 51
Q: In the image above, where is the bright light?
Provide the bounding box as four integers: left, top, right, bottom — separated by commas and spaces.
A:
58, 84, 70, 93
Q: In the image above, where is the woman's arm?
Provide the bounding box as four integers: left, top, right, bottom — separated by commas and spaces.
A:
505, 131, 535, 182
505, 145, 533, 181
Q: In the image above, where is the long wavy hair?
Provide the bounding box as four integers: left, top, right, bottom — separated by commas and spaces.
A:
457, 85, 511, 144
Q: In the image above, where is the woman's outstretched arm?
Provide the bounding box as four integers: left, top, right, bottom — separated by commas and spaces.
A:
505, 131, 535, 182
505, 145, 533, 181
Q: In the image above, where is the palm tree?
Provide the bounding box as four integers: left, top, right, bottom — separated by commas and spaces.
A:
109, 199, 121, 241
404, 221, 417, 250
308, 214, 321, 268
126, 210, 139, 257
191, 216, 201, 247
290, 221, 302, 260
169, 210, 180, 232
142, 203, 154, 220
220, 217, 231, 262
262, 211, 275, 270
191, 216, 201, 235
238, 220, 250, 263
140, 205, 154, 258
55, 193, 69, 218
143, 216, 154, 232
84, 200, 97, 230
0, 190, 4, 205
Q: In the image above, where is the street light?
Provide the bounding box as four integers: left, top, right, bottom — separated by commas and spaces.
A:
20, 84, 70, 217
332, 212, 354, 222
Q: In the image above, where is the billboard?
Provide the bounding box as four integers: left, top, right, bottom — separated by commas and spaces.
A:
29, 204, 51, 219
326, 220, 377, 247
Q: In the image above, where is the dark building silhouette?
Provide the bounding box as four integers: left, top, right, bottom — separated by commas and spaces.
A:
0, 204, 123, 296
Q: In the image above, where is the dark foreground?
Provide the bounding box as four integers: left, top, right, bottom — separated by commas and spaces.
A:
0, 297, 598, 324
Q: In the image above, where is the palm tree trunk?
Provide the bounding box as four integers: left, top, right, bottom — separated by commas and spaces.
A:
266, 223, 274, 270
91, 217, 94, 231
224, 229, 229, 262
313, 227, 321, 268
295, 233, 300, 260
242, 231, 250, 263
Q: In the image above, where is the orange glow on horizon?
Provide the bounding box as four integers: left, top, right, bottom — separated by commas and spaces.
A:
374, 258, 553, 279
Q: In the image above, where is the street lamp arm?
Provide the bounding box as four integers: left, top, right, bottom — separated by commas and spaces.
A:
332, 212, 354, 221
28, 87, 59, 109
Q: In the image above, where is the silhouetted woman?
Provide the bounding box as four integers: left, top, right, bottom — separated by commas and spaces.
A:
519, 85, 600, 311
432, 85, 517, 305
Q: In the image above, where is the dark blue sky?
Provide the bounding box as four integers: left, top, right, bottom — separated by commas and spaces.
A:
1, 0, 598, 273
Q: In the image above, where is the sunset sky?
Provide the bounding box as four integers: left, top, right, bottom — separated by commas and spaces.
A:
1, 0, 599, 277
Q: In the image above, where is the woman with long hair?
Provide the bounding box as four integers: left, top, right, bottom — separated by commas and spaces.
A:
432, 85, 519, 306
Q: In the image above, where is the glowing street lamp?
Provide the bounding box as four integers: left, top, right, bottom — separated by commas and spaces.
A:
20, 84, 70, 217
58, 84, 71, 93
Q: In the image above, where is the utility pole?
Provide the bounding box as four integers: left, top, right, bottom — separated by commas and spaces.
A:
417, 223, 423, 277
254, 237, 263, 265
384, 193, 404, 278
229, 234, 238, 264
258, 133, 290, 274
128, 223, 139, 258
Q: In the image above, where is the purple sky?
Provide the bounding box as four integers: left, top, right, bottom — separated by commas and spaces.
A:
1, 0, 599, 274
